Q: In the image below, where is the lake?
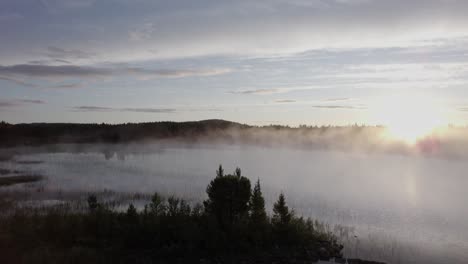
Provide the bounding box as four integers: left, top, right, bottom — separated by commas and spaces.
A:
1, 142, 467, 264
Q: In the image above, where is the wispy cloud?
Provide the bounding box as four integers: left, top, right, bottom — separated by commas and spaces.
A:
45, 46, 95, 60
0, 64, 232, 81
312, 105, 366, 110
17, 99, 46, 104
324, 97, 351, 102
124, 67, 232, 78
72, 106, 177, 113
40, 0, 96, 12
72, 105, 223, 113
275, 99, 296, 103
0, 99, 46, 108
0, 64, 108, 78
0, 101, 17, 108
230, 86, 323, 95
0, 76, 37, 87
51, 82, 83, 89
230, 88, 281, 95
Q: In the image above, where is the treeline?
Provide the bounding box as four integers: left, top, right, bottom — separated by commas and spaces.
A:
0, 119, 381, 148
0, 120, 246, 147
0, 166, 343, 264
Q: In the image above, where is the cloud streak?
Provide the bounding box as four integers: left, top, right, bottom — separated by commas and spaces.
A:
72, 105, 223, 114
0, 64, 232, 81
0, 99, 46, 108
72, 106, 177, 113
230, 88, 281, 95
312, 105, 366, 110
45, 46, 95, 60
324, 97, 351, 102
0, 76, 37, 87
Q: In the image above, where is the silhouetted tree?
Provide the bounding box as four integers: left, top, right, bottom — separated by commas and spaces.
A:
271, 193, 293, 246
272, 193, 292, 227
249, 179, 268, 246
235, 167, 241, 177
204, 165, 251, 228
167, 196, 180, 216
249, 179, 267, 225
179, 200, 191, 216
87, 194, 98, 211
216, 164, 224, 177
149, 192, 166, 216
126, 204, 138, 218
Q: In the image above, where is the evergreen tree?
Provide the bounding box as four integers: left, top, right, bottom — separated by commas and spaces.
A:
167, 196, 180, 216
250, 179, 267, 225
204, 165, 251, 228
249, 179, 268, 247
216, 164, 224, 177
87, 194, 98, 212
235, 167, 241, 177
149, 192, 166, 216
126, 203, 138, 218
272, 193, 292, 227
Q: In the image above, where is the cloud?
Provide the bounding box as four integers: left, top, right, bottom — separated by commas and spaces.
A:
73, 106, 112, 112
51, 83, 83, 89
73, 106, 176, 113
0, 101, 17, 108
0, 99, 46, 108
231, 88, 281, 95
28, 59, 73, 65
2, 0, 468, 65
275, 99, 296, 103
124, 67, 232, 78
45, 46, 95, 60
0, 76, 37, 87
72, 106, 222, 113
121, 108, 177, 113
17, 99, 46, 104
230, 85, 323, 95
0, 64, 232, 80
0, 64, 109, 78
40, 0, 96, 11
324, 97, 351, 102
312, 105, 366, 110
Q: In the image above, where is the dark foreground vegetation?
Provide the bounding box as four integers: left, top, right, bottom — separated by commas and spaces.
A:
0, 166, 344, 264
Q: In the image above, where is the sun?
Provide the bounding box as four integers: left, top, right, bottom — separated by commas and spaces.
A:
372, 95, 443, 143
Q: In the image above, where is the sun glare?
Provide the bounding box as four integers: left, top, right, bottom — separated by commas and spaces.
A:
373, 95, 443, 143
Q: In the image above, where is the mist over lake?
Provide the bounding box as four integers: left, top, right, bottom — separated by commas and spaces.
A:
2, 142, 468, 264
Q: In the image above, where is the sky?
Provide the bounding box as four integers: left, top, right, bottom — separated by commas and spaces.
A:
1, 0, 468, 126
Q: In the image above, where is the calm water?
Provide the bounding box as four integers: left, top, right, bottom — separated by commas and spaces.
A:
1, 143, 468, 263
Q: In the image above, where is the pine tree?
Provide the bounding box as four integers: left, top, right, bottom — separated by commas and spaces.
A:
87, 194, 98, 211
216, 164, 224, 177
272, 193, 291, 227
204, 165, 251, 228
126, 203, 138, 218
250, 179, 267, 225
149, 192, 166, 216
235, 167, 241, 177
249, 179, 268, 246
